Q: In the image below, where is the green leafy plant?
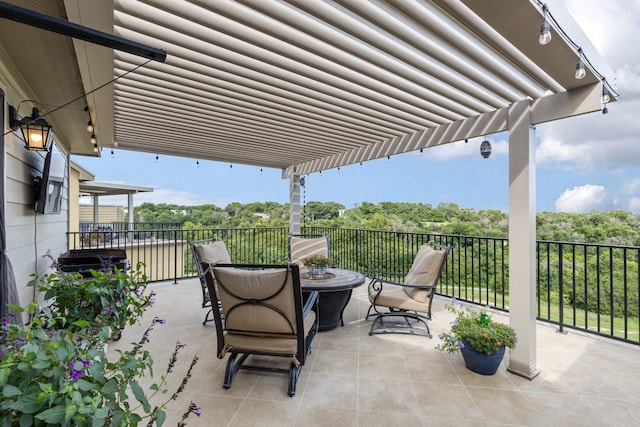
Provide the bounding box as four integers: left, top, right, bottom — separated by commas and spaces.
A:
0, 303, 199, 426
302, 254, 332, 267
436, 299, 517, 355
29, 255, 152, 340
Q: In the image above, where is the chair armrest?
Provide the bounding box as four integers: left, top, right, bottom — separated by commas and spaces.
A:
303, 291, 319, 316
370, 276, 436, 290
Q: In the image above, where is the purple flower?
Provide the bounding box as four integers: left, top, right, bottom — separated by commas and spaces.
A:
15, 337, 26, 344
2, 318, 7, 328
0, 347, 6, 357
69, 360, 85, 382
156, 318, 166, 325
108, 307, 114, 314
177, 343, 187, 349
189, 403, 201, 417
79, 358, 90, 368
459, 341, 465, 349
437, 333, 444, 340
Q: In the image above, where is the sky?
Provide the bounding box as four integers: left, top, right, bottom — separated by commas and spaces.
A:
72, 0, 640, 214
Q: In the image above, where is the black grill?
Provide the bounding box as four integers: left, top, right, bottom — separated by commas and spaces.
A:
57, 249, 129, 277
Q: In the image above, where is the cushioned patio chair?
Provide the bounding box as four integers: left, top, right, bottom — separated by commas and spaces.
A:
288, 233, 334, 267
202, 262, 318, 396
188, 238, 231, 325
366, 242, 451, 338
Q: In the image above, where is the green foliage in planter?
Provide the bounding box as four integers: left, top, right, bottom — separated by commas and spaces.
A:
436, 299, 517, 355
28, 260, 151, 339
0, 303, 200, 426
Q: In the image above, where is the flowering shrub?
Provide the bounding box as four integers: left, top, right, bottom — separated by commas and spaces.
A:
0, 303, 199, 426
29, 256, 151, 340
302, 254, 332, 267
436, 299, 517, 355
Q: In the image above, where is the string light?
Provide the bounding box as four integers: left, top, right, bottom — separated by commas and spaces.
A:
92, 143, 98, 153
539, 4, 551, 45
90, 133, 96, 144
110, 149, 114, 158
86, 119, 93, 133
196, 159, 200, 167
575, 48, 586, 79
155, 153, 159, 162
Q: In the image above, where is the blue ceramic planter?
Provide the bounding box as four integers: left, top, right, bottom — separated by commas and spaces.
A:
460, 339, 505, 375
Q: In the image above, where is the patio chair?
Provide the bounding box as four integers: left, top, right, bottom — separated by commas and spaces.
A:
202, 262, 318, 396
288, 233, 335, 267
188, 238, 231, 325
365, 242, 451, 338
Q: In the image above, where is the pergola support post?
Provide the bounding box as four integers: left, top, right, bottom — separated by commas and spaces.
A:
507, 99, 540, 380
289, 175, 301, 235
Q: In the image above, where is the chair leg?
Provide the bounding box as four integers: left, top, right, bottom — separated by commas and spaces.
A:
288, 363, 302, 397
224, 352, 249, 389
202, 308, 214, 325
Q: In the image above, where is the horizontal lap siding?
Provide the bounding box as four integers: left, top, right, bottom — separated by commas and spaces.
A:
5, 137, 69, 316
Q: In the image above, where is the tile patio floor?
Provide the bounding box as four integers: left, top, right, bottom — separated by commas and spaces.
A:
109, 278, 640, 426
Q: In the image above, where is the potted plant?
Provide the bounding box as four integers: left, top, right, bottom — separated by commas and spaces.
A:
302, 254, 332, 278
436, 299, 517, 375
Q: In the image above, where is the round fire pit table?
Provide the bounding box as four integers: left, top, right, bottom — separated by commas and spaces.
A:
300, 268, 366, 331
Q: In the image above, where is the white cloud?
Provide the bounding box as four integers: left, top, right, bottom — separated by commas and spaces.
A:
623, 177, 640, 194
554, 184, 618, 212
629, 197, 640, 212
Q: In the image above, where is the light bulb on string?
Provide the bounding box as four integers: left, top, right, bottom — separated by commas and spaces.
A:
196, 159, 200, 167
110, 149, 114, 158
155, 154, 159, 163
575, 49, 586, 79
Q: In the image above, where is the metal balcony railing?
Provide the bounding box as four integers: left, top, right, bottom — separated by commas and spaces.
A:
67, 224, 639, 346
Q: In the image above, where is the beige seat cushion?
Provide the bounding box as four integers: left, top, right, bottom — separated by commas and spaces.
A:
224, 310, 317, 355
403, 245, 446, 303
194, 240, 231, 266
369, 284, 426, 312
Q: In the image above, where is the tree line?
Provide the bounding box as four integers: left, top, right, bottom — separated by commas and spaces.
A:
134, 201, 640, 246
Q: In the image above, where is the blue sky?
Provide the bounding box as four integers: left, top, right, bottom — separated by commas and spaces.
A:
72, 0, 640, 214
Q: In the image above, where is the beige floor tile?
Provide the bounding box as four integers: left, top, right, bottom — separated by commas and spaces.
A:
357, 377, 420, 415
230, 398, 300, 426
311, 349, 359, 376
466, 387, 549, 426
412, 381, 484, 421
357, 410, 426, 426
302, 373, 359, 408
296, 406, 358, 427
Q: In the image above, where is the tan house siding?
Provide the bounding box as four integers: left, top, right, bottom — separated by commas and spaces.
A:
79, 205, 126, 223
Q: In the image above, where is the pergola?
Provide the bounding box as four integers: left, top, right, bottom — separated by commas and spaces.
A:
1, 0, 617, 379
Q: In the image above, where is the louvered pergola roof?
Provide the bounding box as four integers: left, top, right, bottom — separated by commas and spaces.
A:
9, 0, 616, 176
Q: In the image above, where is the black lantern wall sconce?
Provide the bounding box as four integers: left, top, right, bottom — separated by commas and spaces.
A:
8, 104, 53, 151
